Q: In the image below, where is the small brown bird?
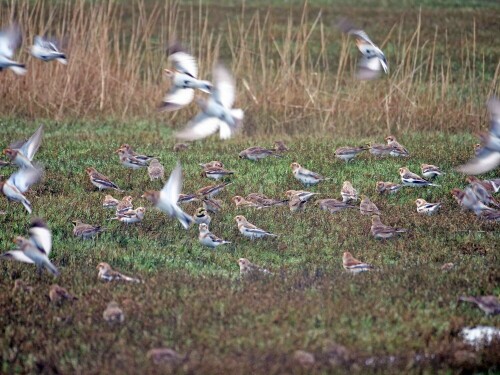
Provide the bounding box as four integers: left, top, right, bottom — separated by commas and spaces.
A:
116, 196, 134, 214
238, 258, 271, 276
49, 284, 77, 304
316, 199, 356, 214
367, 143, 393, 157
421, 164, 444, 179
202, 198, 223, 213
103, 195, 119, 208
85, 167, 123, 191
289, 194, 307, 212
274, 140, 289, 153
385, 135, 410, 157
459, 295, 500, 315
232, 195, 260, 208
441, 262, 455, 271
173, 143, 190, 152
177, 193, 199, 205
196, 182, 231, 198
239, 146, 281, 161
97, 262, 141, 283
334, 146, 367, 163
103, 301, 124, 323
247, 193, 288, 207
341, 181, 358, 202
370, 215, 407, 240
147, 348, 185, 366
284, 190, 318, 202
291, 162, 329, 186
199, 161, 224, 169
342, 251, 374, 273
201, 166, 235, 180
376, 181, 403, 194
466, 176, 500, 194
148, 159, 165, 181
359, 195, 380, 215
72, 220, 104, 239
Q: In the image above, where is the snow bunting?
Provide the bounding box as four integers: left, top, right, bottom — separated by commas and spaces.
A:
334, 146, 367, 163
111, 207, 146, 224
359, 195, 380, 216
456, 97, 500, 175
116, 146, 149, 169
385, 136, 409, 157
450, 188, 493, 215
232, 195, 260, 208
415, 198, 442, 215
274, 140, 289, 153
173, 143, 189, 152
142, 163, 193, 229
103, 194, 119, 208
238, 258, 271, 276
0, 23, 26, 75
202, 198, 223, 213
342, 251, 374, 273
341, 181, 358, 202
175, 63, 243, 140
202, 166, 234, 180
0, 165, 42, 213
289, 193, 307, 212
198, 223, 231, 248
316, 199, 356, 213
148, 159, 165, 181
291, 162, 328, 186
235, 215, 278, 239
193, 207, 211, 225
239, 146, 281, 161
177, 193, 198, 204
103, 301, 124, 323
466, 176, 500, 194
199, 161, 224, 169
370, 215, 407, 240
421, 164, 444, 179
3, 124, 44, 169
459, 295, 500, 316
284, 190, 318, 202
376, 181, 403, 194
147, 348, 185, 366
97, 262, 141, 283
399, 167, 439, 187
30, 36, 67, 64
245, 193, 288, 208
469, 181, 500, 208
117, 144, 156, 164
72, 220, 104, 239
159, 42, 212, 112
368, 143, 393, 157
196, 182, 231, 198
85, 167, 123, 191
116, 196, 133, 214
49, 284, 77, 304
337, 18, 388, 80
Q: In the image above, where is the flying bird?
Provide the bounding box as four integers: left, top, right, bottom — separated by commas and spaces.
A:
0, 165, 43, 213
3, 124, 44, 169
0, 23, 26, 75
175, 63, 244, 141
30, 36, 67, 64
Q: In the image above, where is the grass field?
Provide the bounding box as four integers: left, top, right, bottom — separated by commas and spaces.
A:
0, 119, 499, 373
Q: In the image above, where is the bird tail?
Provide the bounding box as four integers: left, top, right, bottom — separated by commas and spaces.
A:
21, 198, 32, 214
175, 208, 194, 230
429, 183, 441, 187
9, 64, 27, 75
231, 108, 244, 123
56, 55, 68, 65
45, 260, 60, 277
197, 80, 212, 94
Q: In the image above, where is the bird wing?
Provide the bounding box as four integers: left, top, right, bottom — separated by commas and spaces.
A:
212, 63, 235, 109
21, 124, 44, 161
356, 55, 383, 80
175, 112, 220, 141
168, 47, 198, 78
8, 165, 43, 193
0, 23, 22, 58
29, 223, 52, 257
159, 86, 194, 112
160, 163, 183, 213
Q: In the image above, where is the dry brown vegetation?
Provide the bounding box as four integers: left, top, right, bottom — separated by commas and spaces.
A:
0, 0, 499, 136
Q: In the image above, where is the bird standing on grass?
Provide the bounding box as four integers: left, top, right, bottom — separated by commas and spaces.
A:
415, 199, 442, 215
198, 223, 231, 248
235, 215, 278, 240
148, 159, 165, 181
238, 258, 271, 277
359, 195, 380, 216
421, 164, 444, 179
291, 162, 329, 186
239, 147, 281, 161
341, 181, 358, 203
316, 199, 356, 214
97, 262, 141, 283
85, 167, 123, 192
458, 295, 500, 316
334, 146, 367, 162
49, 284, 77, 304
376, 181, 403, 194
110, 207, 146, 224
103, 301, 125, 323
342, 252, 374, 273
399, 167, 439, 187
370, 215, 407, 240
72, 220, 105, 239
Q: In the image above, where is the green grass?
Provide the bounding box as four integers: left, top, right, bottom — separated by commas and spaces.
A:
0, 119, 499, 373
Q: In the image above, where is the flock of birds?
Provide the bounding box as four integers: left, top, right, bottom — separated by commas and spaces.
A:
1, 17, 500, 323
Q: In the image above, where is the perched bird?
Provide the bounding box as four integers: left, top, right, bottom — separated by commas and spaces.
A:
175, 63, 243, 140
0, 23, 26, 75
415, 198, 442, 215
2, 219, 58, 276
458, 295, 500, 316
385, 136, 409, 157
177, 193, 199, 204
103, 194, 119, 208
289, 194, 307, 212
238, 146, 281, 161
0, 165, 42, 213
284, 190, 318, 202
193, 207, 211, 225
3, 124, 44, 169
359, 195, 380, 216
316, 199, 356, 213
72, 220, 104, 239
196, 182, 231, 198
246, 193, 288, 207
421, 164, 444, 179
376, 181, 403, 194
201, 166, 234, 180
199, 161, 224, 169
117, 144, 156, 164
367, 143, 394, 157
232, 195, 260, 209
111, 207, 146, 224
159, 42, 212, 112
465, 176, 500, 194
399, 167, 439, 187
202, 198, 223, 213
30, 36, 67, 64
116, 146, 149, 170
291, 162, 328, 186
342, 251, 374, 273
237, 258, 271, 276
235, 215, 278, 239
274, 140, 289, 153
173, 143, 189, 152
97, 262, 141, 283
142, 163, 193, 229
370, 215, 407, 240
49, 284, 77, 304
116, 196, 134, 214
334, 146, 367, 162
456, 97, 500, 175
148, 159, 165, 181
198, 223, 231, 248
85, 167, 123, 191
103, 301, 124, 324
341, 181, 358, 203
337, 18, 388, 80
